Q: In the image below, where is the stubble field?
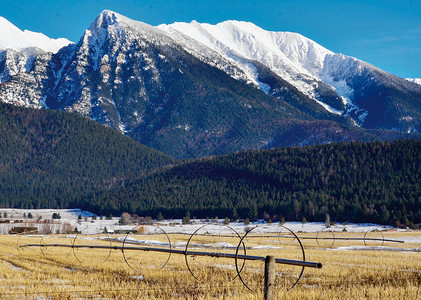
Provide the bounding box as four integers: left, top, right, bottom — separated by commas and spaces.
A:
0, 229, 420, 299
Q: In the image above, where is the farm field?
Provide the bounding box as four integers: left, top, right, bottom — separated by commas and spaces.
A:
0, 227, 420, 299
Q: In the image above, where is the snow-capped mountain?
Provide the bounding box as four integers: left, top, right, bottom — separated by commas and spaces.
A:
0, 11, 420, 158
0, 17, 72, 83
158, 20, 421, 131
0, 11, 310, 157
158, 20, 336, 101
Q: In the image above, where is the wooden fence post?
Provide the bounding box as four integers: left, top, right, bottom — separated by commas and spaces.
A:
264, 255, 275, 300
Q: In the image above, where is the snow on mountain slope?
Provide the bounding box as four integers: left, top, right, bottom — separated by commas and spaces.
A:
160, 20, 333, 75
406, 78, 421, 85
158, 21, 328, 98
0, 17, 72, 53
159, 19, 421, 131
158, 21, 373, 123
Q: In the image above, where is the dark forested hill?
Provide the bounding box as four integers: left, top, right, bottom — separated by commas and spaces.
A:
0, 102, 419, 226
0, 102, 174, 209
85, 140, 420, 226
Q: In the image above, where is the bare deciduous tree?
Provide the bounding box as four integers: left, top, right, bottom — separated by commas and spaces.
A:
120, 212, 132, 225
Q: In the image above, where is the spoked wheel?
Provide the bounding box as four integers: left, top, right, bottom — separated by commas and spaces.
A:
316, 230, 336, 248
185, 224, 244, 282
235, 225, 306, 292
17, 235, 43, 256
364, 229, 384, 247
40, 235, 72, 260
72, 233, 112, 265
122, 226, 172, 272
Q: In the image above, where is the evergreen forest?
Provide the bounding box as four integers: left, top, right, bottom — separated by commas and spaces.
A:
0, 102, 419, 226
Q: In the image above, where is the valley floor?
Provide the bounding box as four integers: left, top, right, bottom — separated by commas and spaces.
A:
0, 209, 419, 298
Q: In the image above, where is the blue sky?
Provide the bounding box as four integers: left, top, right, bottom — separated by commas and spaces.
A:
2, 0, 420, 78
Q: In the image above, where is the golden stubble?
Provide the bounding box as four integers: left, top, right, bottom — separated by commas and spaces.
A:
0, 231, 419, 299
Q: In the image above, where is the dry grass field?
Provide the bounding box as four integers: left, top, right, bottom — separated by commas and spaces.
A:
0, 229, 420, 299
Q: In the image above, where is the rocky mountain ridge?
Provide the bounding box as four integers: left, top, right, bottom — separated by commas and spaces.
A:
0, 11, 419, 158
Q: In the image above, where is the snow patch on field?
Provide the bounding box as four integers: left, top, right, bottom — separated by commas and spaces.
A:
330, 246, 421, 252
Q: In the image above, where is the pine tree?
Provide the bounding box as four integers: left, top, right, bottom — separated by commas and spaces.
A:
280, 217, 286, 225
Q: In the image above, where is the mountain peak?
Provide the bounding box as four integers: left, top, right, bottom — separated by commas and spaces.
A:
100, 9, 118, 17
90, 10, 121, 30
88, 10, 161, 38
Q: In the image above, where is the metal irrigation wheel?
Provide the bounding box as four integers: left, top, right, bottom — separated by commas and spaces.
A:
235, 225, 306, 292
184, 224, 245, 282
316, 230, 336, 248
71, 233, 112, 264
40, 235, 72, 260
364, 229, 384, 247
122, 226, 172, 272
17, 234, 43, 256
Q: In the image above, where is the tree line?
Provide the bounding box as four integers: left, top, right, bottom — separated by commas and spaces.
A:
84, 139, 420, 227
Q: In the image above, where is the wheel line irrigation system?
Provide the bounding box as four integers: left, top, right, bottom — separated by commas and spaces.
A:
18, 225, 404, 292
